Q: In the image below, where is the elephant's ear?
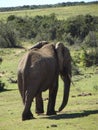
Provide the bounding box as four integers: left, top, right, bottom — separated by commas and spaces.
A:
55, 42, 65, 72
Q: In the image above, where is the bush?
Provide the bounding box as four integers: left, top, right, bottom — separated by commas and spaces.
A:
72, 58, 80, 75
65, 15, 98, 45
66, 33, 74, 45
6, 14, 67, 42
83, 31, 97, 47
93, 84, 98, 91
85, 48, 98, 67
7, 15, 16, 21
1, 14, 98, 47
76, 47, 98, 67
0, 21, 19, 48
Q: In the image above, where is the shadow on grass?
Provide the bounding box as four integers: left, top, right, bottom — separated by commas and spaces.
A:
43, 110, 98, 120
0, 88, 17, 93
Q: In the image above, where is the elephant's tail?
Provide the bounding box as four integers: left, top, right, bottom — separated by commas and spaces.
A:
22, 69, 29, 104
22, 74, 25, 104
17, 72, 26, 104
22, 53, 31, 104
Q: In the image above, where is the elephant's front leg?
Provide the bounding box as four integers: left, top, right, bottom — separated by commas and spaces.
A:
35, 92, 44, 114
47, 80, 58, 115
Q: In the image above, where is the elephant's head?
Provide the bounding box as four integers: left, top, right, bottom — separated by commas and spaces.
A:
56, 42, 72, 112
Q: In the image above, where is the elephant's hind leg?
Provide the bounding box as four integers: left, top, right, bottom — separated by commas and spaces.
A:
22, 90, 34, 121
35, 92, 44, 114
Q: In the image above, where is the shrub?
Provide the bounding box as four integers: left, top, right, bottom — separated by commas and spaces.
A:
72, 59, 80, 75
66, 33, 74, 45
0, 21, 19, 48
78, 47, 98, 67
1, 14, 98, 48
86, 48, 98, 67
65, 15, 98, 45
83, 31, 97, 47
93, 84, 98, 91
7, 15, 16, 21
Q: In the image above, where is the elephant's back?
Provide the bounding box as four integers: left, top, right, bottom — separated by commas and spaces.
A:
18, 48, 58, 92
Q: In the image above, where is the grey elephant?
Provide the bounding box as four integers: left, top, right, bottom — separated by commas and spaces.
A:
17, 41, 72, 121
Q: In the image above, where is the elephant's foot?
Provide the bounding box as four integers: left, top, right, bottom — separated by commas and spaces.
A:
35, 106, 44, 115
36, 110, 44, 115
22, 111, 35, 121
47, 110, 57, 115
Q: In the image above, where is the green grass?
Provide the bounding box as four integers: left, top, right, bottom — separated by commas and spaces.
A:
0, 48, 98, 130
0, 4, 98, 20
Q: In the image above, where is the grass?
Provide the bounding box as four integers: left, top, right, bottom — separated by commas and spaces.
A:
0, 47, 98, 130
0, 4, 98, 20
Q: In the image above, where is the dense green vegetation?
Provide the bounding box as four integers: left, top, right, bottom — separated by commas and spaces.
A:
0, 13, 98, 47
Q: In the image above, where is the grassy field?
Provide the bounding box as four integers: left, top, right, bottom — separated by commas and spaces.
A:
0, 47, 98, 130
0, 4, 98, 20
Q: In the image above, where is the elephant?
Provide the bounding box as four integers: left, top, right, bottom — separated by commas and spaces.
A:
17, 41, 72, 121
29, 41, 48, 50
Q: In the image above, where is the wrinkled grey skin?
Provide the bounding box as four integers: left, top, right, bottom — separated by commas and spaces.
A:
17, 41, 72, 121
